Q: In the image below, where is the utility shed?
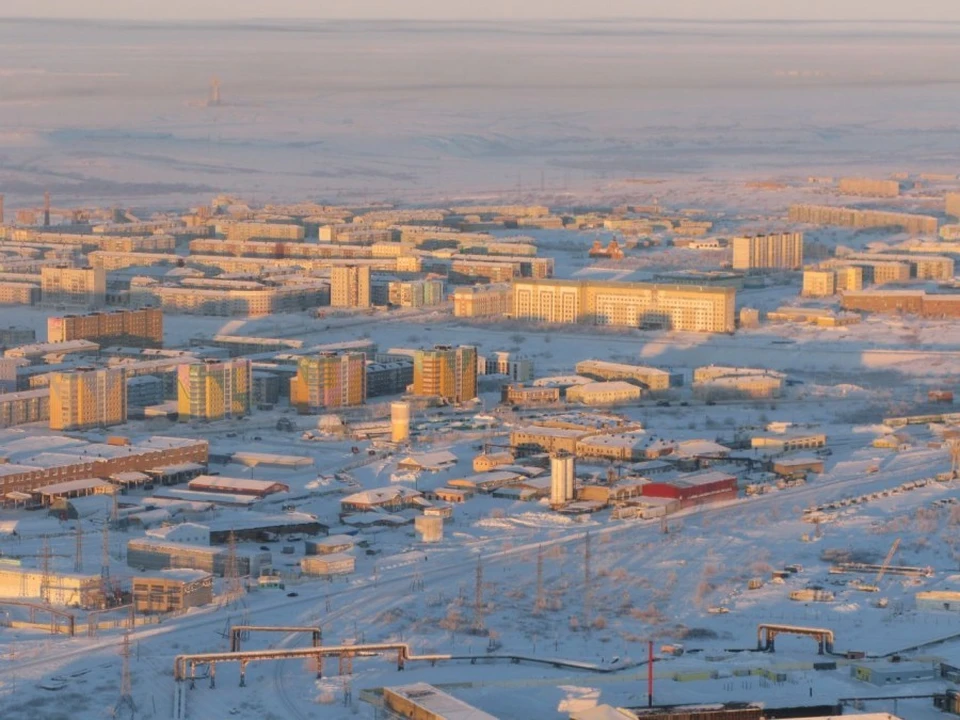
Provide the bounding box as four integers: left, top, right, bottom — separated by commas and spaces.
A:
851, 662, 938, 685
382, 682, 497, 720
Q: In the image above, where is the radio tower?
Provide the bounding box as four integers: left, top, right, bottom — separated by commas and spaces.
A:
101, 524, 110, 580
583, 532, 592, 630
39, 536, 52, 605
114, 631, 136, 719
534, 544, 546, 614
74, 523, 83, 573
471, 555, 485, 634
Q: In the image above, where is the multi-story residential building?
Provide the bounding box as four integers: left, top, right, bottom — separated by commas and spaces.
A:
330, 265, 371, 308
575, 360, 671, 391
566, 380, 642, 405
0, 389, 50, 428
802, 269, 837, 297
0, 282, 39, 305
452, 284, 513, 318
843, 253, 954, 281
126, 375, 165, 408
177, 359, 251, 421
788, 205, 938, 235
47, 308, 163, 348
49, 367, 127, 431
838, 177, 900, 197
366, 359, 414, 398
947, 192, 960, 220
835, 265, 864, 292
413, 345, 478, 404
511, 279, 736, 333
731, 233, 803, 271
40, 266, 106, 307
130, 279, 328, 317
0, 327, 36, 348
479, 351, 533, 382
387, 279, 445, 308
289, 352, 367, 412
223, 222, 305, 242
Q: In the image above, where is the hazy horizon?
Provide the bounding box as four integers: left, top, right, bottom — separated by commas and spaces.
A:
2, 0, 960, 22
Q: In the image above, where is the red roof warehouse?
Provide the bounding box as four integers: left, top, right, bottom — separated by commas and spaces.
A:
642, 471, 737, 508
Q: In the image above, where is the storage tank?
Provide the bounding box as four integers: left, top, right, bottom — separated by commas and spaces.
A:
551, 451, 575, 505
391, 401, 411, 444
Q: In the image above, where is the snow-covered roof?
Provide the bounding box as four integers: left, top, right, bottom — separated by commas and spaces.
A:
668, 471, 737, 488
674, 440, 731, 457
187, 475, 289, 494
397, 450, 458, 470
341, 486, 422, 506
231, 451, 313, 467
35, 478, 113, 496
577, 431, 647, 449
384, 683, 497, 720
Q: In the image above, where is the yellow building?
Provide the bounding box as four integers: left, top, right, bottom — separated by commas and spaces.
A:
788, 204, 938, 235
40, 266, 106, 307
566, 380, 642, 406
289, 351, 367, 413
731, 233, 804, 271
413, 345, 478, 403
330, 265, 371, 307
49, 366, 127, 431
575, 360, 670, 391
948, 192, 960, 220
452, 283, 514, 318
177, 359, 251, 421
839, 177, 900, 197
835, 265, 864, 292
802, 269, 836, 297
512, 279, 735, 333
223, 221, 305, 242
47, 308, 163, 347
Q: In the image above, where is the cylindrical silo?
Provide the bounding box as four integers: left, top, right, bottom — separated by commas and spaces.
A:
391, 401, 411, 444
564, 454, 575, 501
551, 454, 567, 505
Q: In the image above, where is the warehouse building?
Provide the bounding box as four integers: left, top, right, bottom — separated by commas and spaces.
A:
383, 683, 497, 720
186, 475, 290, 498
642, 471, 738, 508
306, 535, 355, 555
126, 538, 270, 577
132, 569, 214, 613
0, 564, 104, 608
340, 486, 425, 513
751, 433, 827, 452
851, 662, 937, 686
301, 553, 355, 576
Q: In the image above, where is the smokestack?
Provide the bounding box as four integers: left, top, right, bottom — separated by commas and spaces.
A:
43, 191, 50, 227
0, 194, 4, 225
648, 640, 654, 707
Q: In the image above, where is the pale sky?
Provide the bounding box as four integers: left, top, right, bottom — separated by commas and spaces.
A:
2, 0, 959, 22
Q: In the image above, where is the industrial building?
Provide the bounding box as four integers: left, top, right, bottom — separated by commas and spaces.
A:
731, 232, 803, 271
575, 360, 671, 391
40, 265, 107, 307
789, 204, 938, 235
126, 537, 270, 577
382, 683, 497, 720
330, 265, 372, 307
566, 381, 642, 406
306, 535, 355, 555
850, 662, 938, 686
47, 308, 163, 348
300, 553, 355, 576
177, 358, 251, 421
916, 590, 960, 612
290, 351, 367, 412
751, 432, 827, 452
642, 471, 738, 508
412, 345, 478, 403
186, 475, 289, 497
549, 451, 576, 505
512, 279, 736, 333
131, 569, 214, 613
49, 366, 127, 431
0, 564, 104, 608
340, 486, 424, 513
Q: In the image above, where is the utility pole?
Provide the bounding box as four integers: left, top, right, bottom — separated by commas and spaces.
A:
74, 523, 83, 573
39, 536, 52, 605
472, 555, 485, 634
223, 531, 242, 602
114, 631, 136, 719
583, 532, 592, 630
535, 544, 545, 614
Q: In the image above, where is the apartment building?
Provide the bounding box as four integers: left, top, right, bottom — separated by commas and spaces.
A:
289, 352, 367, 412
330, 265, 372, 308
387, 279, 444, 308
223, 222, 305, 242
575, 360, 671, 391
413, 345, 478, 403
452, 284, 513, 318
479, 351, 534, 382
731, 233, 803, 271
47, 308, 163, 347
511, 279, 736, 333
838, 177, 900, 197
131, 280, 328, 317
802, 269, 837, 297
177, 359, 251, 421
0, 282, 39, 305
40, 266, 107, 307
0, 389, 50, 428
49, 367, 127, 431
947, 192, 960, 220
789, 205, 938, 235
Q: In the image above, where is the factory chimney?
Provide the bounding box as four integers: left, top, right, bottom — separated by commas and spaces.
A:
43, 191, 50, 227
